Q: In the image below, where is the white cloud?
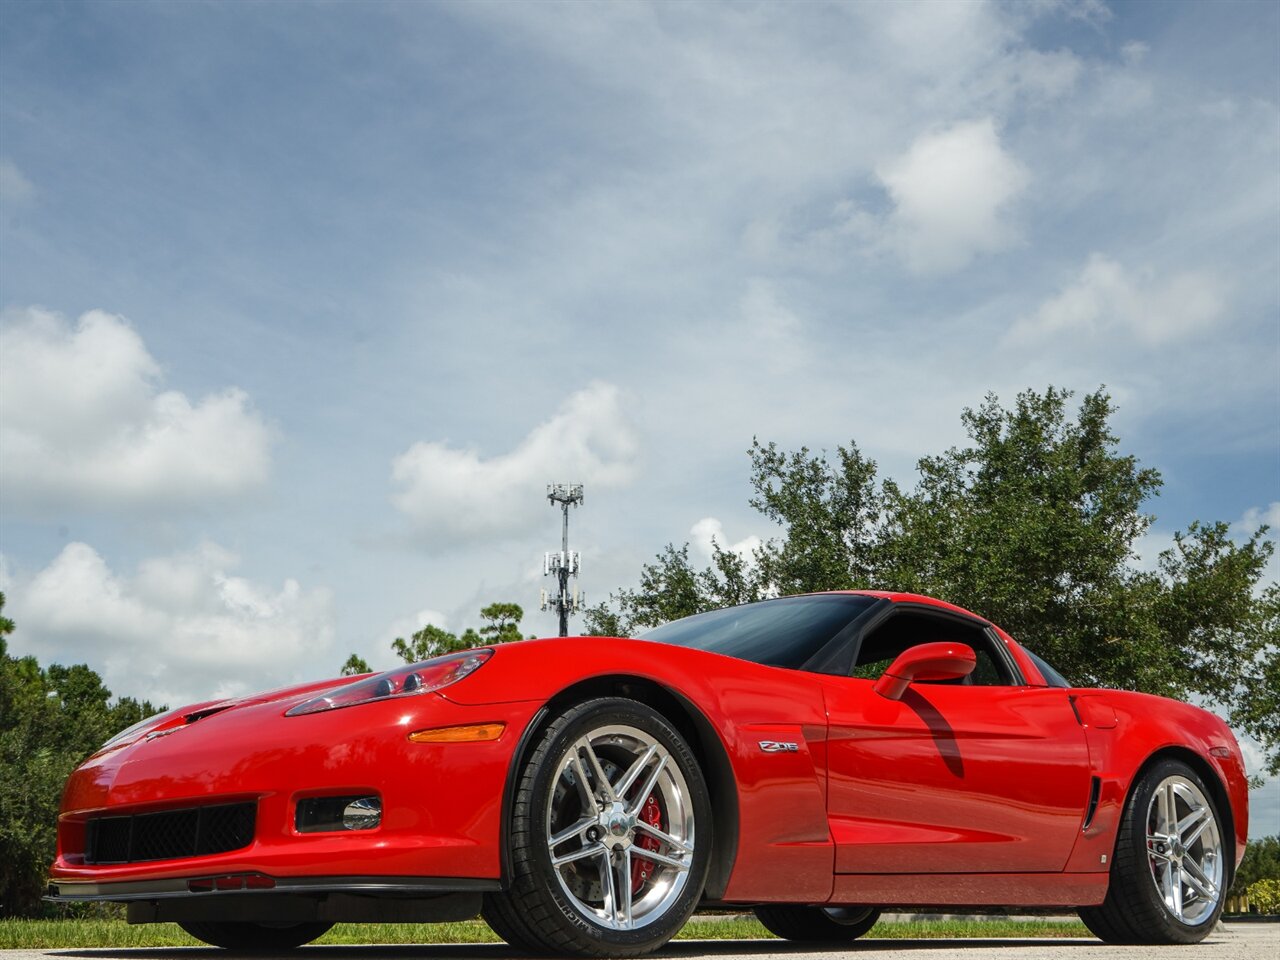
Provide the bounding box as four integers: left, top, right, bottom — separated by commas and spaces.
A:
690, 517, 762, 565
1132, 528, 1177, 574
0, 308, 272, 509
1008, 254, 1226, 345
740, 279, 801, 341
390, 381, 638, 545
877, 118, 1030, 274
1120, 40, 1150, 66
3, 542, 335, 708
1239, 502, 1280, 534
876, 1, 1015, 79
1238, 502, 1280, 589
380, 607, 450, 646
0, 158, 35, 207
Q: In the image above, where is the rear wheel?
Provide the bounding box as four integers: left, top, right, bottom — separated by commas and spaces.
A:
178, 921, 332, 950
754, 904, 880, 941
1079, 758, 1226, 944
483, 698, 711, 957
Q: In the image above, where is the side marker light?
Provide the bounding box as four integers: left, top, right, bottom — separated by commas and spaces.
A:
408, 722, 506, 743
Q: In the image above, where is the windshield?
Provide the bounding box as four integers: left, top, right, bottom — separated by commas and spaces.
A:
639, 594, 878, 669
1024, 647, 1071, 688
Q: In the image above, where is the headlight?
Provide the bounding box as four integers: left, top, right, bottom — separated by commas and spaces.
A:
100, 709, 177, 750
286, 650, 492, 717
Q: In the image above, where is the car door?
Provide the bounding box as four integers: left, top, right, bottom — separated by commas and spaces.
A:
817, 606, 1091, 875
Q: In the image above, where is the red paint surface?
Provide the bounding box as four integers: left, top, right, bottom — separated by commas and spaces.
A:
52, 591, 1249, 911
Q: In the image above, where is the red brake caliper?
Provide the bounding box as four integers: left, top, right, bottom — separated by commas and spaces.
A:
631, 794, 663, 894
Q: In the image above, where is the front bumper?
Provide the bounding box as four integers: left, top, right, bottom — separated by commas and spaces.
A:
47, 875, 497, 924
50, 694, 542, 889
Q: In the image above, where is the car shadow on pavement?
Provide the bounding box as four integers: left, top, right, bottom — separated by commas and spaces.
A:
46, 939, 1106, 959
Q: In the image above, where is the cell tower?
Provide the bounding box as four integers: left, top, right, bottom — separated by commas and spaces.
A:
540, 483, 584, 637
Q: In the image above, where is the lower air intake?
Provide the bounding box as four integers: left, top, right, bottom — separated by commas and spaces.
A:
85, 802, 256, 865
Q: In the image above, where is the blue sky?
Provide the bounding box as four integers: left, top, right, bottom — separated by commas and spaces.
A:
1, 1, 1277, 834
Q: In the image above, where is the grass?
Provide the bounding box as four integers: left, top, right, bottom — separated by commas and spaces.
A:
0, 916, 1091, 949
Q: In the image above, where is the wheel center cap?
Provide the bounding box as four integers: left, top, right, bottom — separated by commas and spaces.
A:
601, 802, 633, 846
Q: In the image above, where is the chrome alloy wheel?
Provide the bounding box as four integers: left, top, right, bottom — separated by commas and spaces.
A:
1145, 775, 1223, 926
822, 906, 877, 925
545, 723, 695, 931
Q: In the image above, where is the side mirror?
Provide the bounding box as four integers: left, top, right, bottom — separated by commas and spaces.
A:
873, 642, 977, 700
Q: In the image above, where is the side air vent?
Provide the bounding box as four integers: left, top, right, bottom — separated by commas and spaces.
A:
1082, 776, 1102, 831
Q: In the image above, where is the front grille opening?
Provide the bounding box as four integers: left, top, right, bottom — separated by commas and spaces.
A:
84, 802, 256, 865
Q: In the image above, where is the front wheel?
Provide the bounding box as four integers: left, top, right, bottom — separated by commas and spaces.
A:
483, 697, 712, 957
1079, 758, 1227, 944
754, 904, 880, 941
178, 921, 332, 950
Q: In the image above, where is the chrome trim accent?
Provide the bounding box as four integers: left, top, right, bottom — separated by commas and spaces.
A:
546, 723, 694, 931
758, 740, 799, 753
1145, 775, 1223, 926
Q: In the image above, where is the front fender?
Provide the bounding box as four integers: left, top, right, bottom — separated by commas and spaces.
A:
1063, 690, 1248, 874
446, 638, 836, 903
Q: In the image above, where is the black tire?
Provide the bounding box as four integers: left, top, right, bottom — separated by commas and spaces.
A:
481, 893, 549, 954
1079, 758, 1227, 944
484, 697, 712, 957
178, 921, 332, 951
754, 904, 880, 941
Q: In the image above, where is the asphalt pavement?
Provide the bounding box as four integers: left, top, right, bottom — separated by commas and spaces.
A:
2, 924, 1277, 960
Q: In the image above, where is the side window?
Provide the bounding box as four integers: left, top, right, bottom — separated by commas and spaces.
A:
850, 610, 1015, 686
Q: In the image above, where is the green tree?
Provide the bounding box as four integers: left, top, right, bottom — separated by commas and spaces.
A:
340, 653, 371, 676
478, 603, 525, 644
1229, 835, 1280, 898
379, 602, 528, 668
0, 593, 162, 917
391, 624, 469, 663
582, 602, 628, 637
1227, 585, 1280, 775
1249, 878, 1280, 913
749, 438, 885, 595
595, 387, 1278, 768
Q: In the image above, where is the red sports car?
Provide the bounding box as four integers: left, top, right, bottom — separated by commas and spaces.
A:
49, 591, 1248, 954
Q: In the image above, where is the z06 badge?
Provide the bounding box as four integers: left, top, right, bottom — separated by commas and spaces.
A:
758, 740, 799, 753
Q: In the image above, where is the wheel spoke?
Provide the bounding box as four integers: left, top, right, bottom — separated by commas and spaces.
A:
1162, 782, 1178, 834
552, 841, 607, 867
1167, 864, 1184, 921
1182, 856, 1218, 900
599, 848, 618, 926
614, 743, 659, 800
1180, 811, 1212, 850
617, 849, 633, 929
632, 846, 690, 872
569, 754, 599, 816
1177, 805, 1207, 839
627, 753, 668, 817
634, 818, 694, 855
549, 816, 595, 849
578, 738, 617, 803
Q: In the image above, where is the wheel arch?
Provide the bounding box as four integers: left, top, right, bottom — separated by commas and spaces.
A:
498, 674, 740, 900
1125, 745, 1237, 890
